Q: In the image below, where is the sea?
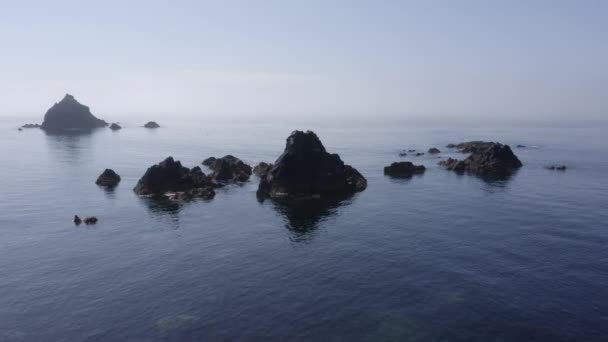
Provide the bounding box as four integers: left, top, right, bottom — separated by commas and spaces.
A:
0, 117, 607, 341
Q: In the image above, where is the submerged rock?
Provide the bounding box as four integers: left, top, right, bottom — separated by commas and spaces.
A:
253, 162, 273, 177
384, 162, 426, 177
545, 165, 567, 171
440, 143, 522, 176
96, 169, 121, 187
202, 155, 252, 182
415, 152, 425, 156
84, 216, 98, 225
398, 151, 408, 157
516, 144, 527, 148
109, 123, 122, 130
21, 123, 41, 129
40, 94, 108, 131
73, 215, 82, 225
133, 157, 216, 200
257, 130, 367, 198
18, 128, 22, 131
144, 121, 160, 128
446, 141, 496, 153
428, 147, 441, 154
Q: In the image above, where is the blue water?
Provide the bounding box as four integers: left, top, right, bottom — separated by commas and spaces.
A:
1, 118, 607, 341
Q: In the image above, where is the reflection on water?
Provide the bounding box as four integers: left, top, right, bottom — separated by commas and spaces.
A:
259, 193, 355, 242
385, 173, 425, 185
138, 196, 183, 229
44, 129, 97, 163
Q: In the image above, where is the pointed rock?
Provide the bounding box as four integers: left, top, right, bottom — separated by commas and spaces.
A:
257, 130, 367, 197
40, 94, 107, 131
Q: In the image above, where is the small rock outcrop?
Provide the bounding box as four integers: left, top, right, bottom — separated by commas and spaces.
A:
440, 143, 522, 176
144, 121, 160, 128
516, 144, 526, 148
84, 217, 98, 225
257, 130, 367, 197
134, 157, 216, 200
545, 165, 567, 171
398, 151, 407, 157
202, 155, 252, 182
428, 147, 441, 154
109, 123, 122, 130
415, 152, 425, 156
96, 169, 121, 187
384, 162, 426, 177
446, 141, 496, 153
40, 94, 108, 131
21, 123, 41, 129
73, 215, 82, 225
253, 162, 273, 177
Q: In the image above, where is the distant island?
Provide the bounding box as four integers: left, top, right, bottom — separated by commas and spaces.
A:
40, 94, 108, 131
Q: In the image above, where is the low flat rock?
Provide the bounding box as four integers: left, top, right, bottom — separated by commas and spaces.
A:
144, 121, 160, 128
384, 162, 426, 177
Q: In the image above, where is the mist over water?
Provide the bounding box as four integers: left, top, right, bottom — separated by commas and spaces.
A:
1, 117, 607, 341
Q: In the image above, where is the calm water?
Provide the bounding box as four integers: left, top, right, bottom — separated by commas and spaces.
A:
1, 118, 607, 341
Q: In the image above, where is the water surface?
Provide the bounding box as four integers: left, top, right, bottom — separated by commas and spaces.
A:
1, 119, 607, 341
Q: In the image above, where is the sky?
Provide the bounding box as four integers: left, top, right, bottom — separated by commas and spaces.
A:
0, 0, 606, 123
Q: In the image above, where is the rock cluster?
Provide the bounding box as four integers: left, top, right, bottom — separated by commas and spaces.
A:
446, 141, 496, 153
109, 123, 122, 130
257, 130, 367, 198
21, 123, 41, 129
96, 169, 121, 187
440, 143, 522, 176
545, 165, 567, 171
428, 147, 441, 154
202, 155, 252, 182
73, 215, 98, 225
384, 162, 426, 177
133, 157, 216, 200
40, 94, 108, 131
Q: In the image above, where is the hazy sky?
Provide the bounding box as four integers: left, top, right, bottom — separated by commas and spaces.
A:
1, 0, 606, 122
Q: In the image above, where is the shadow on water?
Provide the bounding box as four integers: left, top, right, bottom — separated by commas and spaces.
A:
258, 192, 355, 242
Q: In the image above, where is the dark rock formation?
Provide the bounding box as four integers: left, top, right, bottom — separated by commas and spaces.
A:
21, 123, 41, 129
144, 121, 160, 128
202, 155, 252, 182
445, 141, 495, 153
415, 152, 425, 156
40, 94, 108, 131
428, 147, 441, 154
133, 157, 216, 200
440, 143, 522, 176
18, 128, 22, 131
398, 151, 407, 157
257, 130, 367, 197
408, 149, 416, 152
73, 215, 82, 225
109, 123, 122, 130
96, 169, 121, 187
546, 165, 567, 171
384, 162, 426, 177
516, 144, 526, 148
253, 162, 273, 177
84, 216, 98, 225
